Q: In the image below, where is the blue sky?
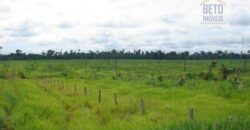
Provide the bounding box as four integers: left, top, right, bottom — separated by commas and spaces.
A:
0, 0, 250, 53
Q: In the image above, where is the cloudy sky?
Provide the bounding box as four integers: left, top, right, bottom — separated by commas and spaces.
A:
0, 0, 250, 53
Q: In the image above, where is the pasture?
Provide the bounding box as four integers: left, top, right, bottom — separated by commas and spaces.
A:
0, 59, 249, 130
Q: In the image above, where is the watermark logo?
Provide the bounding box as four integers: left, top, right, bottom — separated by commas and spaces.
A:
200, 0, 226, 24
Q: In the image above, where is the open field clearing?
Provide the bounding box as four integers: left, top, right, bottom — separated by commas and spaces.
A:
0, 60, 250, 130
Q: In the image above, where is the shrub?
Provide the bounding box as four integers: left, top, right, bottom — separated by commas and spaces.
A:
198, 72, 214, 80
183, 72, 196, 79
178, 76, 185, 86
0, 72, 6, 79
220, 64, 230, 80
117, 72, 122, 77
209, 61, 217, 71
18, 72, 26, 79
229, 76, 241, 89
61, 72, 68, 77
157, 75, 163, 82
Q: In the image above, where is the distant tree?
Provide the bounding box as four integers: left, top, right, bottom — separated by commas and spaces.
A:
157, 50, 164, 60
41, 52, 46, 56
16, 49, 23, 56
247, 50, 250, 59
134, 49, 141, 59
200, 51, 206, 59
0, 49, 247, 60
106, 51, 111, 64
206, 51, 213, 59
111, 49, 118, 76
167, 51, 177, 59
216, 50, 223, 58
192, 52, 200, 59
47, 50, 55, 57
181, 51, 189, 71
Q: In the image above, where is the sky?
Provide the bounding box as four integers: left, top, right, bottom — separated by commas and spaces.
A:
0, 0, 250, 54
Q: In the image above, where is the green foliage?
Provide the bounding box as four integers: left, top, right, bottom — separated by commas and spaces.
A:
209, 61, 217, 71
220, 64, 230, 80
1, 49, 249, 60
0, 68, 9, 79
229, 76, 241, 89
198, 71, 215, 80
18, 72, 26, 79
157, 75, 163, 82
178, 76, 185, 86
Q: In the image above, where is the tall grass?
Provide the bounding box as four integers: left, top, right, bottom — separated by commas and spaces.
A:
0, 60, 249, 130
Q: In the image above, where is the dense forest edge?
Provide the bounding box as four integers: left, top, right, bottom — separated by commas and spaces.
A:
0, 49, 250, 60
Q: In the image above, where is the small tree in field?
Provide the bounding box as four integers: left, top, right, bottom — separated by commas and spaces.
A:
209, 61, 217, 73
220, 64, 230, 80
181, 51, 189, 72
84, 53, 88, 78
111, 49, 118, 76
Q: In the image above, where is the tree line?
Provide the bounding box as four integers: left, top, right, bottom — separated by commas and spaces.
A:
0, 49, 250, 60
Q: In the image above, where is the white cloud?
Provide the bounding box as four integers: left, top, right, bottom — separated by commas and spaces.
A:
0, 0, 250, 53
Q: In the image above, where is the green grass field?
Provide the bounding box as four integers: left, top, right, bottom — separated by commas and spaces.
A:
0, 60, 250, 130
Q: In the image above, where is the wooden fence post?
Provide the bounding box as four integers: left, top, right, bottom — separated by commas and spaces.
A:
74, 84, 77, 95
189, 108, 194, 121
61, 81, 64, 89
141, 98, 145, 115
84, 87, 87, 96
98, 89, 101, 103
114, 93, 118, 105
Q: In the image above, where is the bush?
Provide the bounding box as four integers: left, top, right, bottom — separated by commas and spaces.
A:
220, 64, 230, 80
229, 76, 241, 89
61, 72, 68, 77
0, 72, 6, 79
157, 75, 163, 82
198, 72, 214, 80
177, 76, 185, 86
183, 72, 196, 79
117, 72, 122, 77
18, 72, 26, 79
0, 69, 8, 79
209, 61, 217, 71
